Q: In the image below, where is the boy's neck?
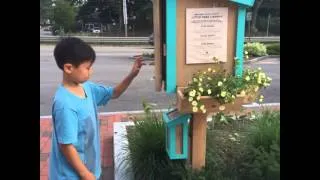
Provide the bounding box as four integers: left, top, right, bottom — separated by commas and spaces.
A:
62, 73, 81, 88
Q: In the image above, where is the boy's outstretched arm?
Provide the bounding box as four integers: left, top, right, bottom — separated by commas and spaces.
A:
112, 56, 143, 99
60, 144, 96, 180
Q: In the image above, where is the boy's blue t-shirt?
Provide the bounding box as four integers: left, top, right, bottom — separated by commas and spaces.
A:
49, 81, 113, 180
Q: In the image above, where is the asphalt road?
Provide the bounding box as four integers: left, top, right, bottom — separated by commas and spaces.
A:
40, 45, 279, 116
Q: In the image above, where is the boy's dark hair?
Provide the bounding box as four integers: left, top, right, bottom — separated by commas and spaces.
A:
54, 37, 96, 70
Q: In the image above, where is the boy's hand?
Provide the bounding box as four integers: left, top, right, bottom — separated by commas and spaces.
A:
130, 55, 143, 77
80, 171, 96, 180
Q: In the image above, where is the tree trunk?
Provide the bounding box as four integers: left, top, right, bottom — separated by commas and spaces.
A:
251, 0, 264, 35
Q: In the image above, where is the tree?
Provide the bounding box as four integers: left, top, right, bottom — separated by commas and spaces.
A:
40, 0, 53, 24
52, 0, 77, 33
250, 0, 280, 35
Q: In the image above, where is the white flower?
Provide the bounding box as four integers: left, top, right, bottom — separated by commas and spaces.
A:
245, 51, 248, 55
207, 89, 212, 95
221, 91, 227, 97
189, 90, 196, 97
208, 68, 212, 72
223, 78, 226, 82
258, 67, 262, 71
192, 106, 198, 112
218, 81, 223, 86
207, 77, 212, 80
259, 98, 264, 103
201, 109, 207, 113
192, 101, 198, 106
232, 95, 235, 99
200, 105, 205, 110
188, 97, 193, 102
199, 78, 203, 82
267, 77, 272, 81
203, 72, 207, 75
245, 76, 250, 81
246, 55, 249, 59
212, 69, 216, 73
255, 86, 259, 92
198, 83, 202, 87
219, 105, 225, 111
196, 96, 200, 100
199, 87, 204, 92
260, 95, 264, 99
193, 78, 198, 82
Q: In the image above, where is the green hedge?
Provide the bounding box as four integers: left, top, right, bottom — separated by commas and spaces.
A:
266, 43, 280, 55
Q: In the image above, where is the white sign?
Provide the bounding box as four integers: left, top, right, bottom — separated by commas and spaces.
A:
123, 0, 128, 24
186, 8, 228, 64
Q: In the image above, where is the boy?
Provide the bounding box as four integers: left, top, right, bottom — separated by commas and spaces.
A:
49, 37, 143, 180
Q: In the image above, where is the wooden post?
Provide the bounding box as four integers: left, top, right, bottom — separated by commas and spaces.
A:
190, 113, 207, 170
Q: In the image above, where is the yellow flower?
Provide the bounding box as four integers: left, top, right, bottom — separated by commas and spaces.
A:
221, 91, 227, 97
193, 78, 198, 82
218, 81, 223, 86
208, 68, 212, 72
245, 76, 250, 81
196, 96, 200, 100
257, 78, 262, 84
240, 90, 246, 96
192, 106, 198, 112
192, 101, 198, 106
200, 105, 205, 110
207, 89, 212, 95
188, 97, 193, 102
219, 105, 225, 111
259, 73, 266, 79
199, 87, 204, 92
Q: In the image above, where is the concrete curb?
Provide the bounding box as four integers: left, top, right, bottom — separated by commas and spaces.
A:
244, 55, 280, 64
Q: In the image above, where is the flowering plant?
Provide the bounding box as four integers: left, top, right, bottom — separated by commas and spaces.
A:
183, 58, 272, 113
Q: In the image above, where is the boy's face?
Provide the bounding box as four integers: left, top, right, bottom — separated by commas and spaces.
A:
64, 61, 93, 84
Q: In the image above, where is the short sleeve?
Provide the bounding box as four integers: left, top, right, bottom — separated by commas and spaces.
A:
88, 82, 114, 106
53, 108, 78, 145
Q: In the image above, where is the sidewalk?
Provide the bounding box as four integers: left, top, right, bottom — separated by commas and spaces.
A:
40, 114, 128, 180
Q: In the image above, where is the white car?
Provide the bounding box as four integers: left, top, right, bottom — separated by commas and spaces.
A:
92, 28, 101, 33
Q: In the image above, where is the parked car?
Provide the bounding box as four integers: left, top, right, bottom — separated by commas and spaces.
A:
148, 33, 154, 45
92, 27, 101, 33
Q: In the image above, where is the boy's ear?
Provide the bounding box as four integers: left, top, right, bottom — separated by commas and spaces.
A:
63, 63, 73, 74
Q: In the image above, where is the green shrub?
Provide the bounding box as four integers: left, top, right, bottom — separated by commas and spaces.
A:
247, 110, 280, 151
244, 42, 268, 57
266, 43, 280, 55
122, 102, 188, 180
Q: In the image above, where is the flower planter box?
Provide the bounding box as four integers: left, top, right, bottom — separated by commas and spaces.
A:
176, 87, 256, 114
